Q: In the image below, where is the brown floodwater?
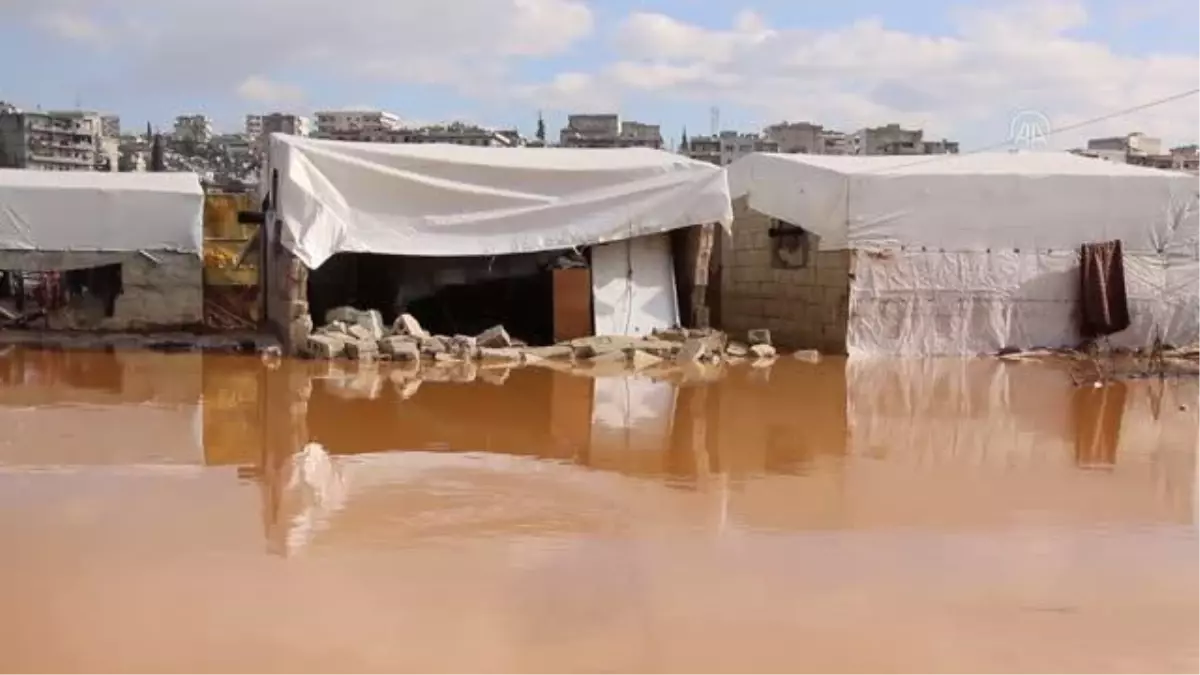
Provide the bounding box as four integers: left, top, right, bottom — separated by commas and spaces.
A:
0, 347, 1196, 673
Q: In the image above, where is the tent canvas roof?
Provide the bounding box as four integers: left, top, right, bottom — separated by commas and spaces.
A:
266, 134, 733, 267
0, 169, 204, 253
727, 151, 1199, 253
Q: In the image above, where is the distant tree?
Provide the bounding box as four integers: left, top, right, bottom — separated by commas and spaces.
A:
680, 127, 689, 153
150, 134, 165, 172
535, 111, 546, 144
145, 121, 153, 141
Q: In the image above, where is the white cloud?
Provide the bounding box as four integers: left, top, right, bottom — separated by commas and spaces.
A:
11, 0, 593, 96
235, 76, 304, 105
6, 0, 1197, 148
548, 1, 1199, 148
32, 9, 109, 47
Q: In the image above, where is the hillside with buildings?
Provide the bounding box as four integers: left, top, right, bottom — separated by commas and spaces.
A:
2, 101, 1195, 192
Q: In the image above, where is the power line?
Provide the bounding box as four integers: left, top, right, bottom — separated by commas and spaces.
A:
864, 87, 1200, 173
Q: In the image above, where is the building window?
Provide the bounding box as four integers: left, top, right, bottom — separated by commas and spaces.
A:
768, 218, 812, 269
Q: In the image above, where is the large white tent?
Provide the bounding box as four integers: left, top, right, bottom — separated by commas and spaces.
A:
0, 169, 203, 254
727, 151, 1199, 355
264, 134, 733, 269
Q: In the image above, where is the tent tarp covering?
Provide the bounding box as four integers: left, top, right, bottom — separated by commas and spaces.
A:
726, 152, 1199, 355
265, 134, 733, 268
0, 169, 204, 254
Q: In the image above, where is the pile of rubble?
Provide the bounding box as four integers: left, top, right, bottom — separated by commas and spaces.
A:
304, 306, 821, 371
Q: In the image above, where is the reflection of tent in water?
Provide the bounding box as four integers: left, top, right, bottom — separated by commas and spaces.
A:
267, 444, 731, 558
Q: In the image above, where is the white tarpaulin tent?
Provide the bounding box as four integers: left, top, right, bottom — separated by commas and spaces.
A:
0, 169, 204, 253
264, 134, 733, 269
727, 152, 1199, 355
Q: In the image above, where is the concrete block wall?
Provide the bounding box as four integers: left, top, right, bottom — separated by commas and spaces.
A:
719, 200, 851, 353
262, 232, 312, 355
0, 250, 203, 330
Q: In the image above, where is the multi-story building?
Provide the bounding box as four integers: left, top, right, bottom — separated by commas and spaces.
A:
100, 114, 120, 138
559, 113, 621, 147
404, 122, 523, 146
0, 110, 100, 170
262, 113, 311, 139
821, 131, 850, 155
558, 114, 663, 148
685, 131, 778, 166
684, 134, 721, 165
313, 109, 402, 140
849, 123, 958, 156
764, 121, 827, 154
245, 114, 263, 139
1088, 131, 1163, 157
619, 121, 663, 149
174, 114, 214, 144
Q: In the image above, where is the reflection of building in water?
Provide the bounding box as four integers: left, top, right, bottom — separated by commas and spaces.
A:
0, 349, 203, 466
191, 355, 1196, 555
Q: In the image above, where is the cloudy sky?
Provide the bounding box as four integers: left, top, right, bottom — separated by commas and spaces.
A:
1, 0, 1196, 149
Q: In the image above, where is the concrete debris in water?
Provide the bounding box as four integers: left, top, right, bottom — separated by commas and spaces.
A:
304, 308, 814, 378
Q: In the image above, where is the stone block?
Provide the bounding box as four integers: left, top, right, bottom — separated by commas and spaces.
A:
306, 333, 346, 359
392, 313, 429, 338
325, 306, 360, 325
379, 336, 421, 360
479, 347, 524, 363
750, 343, 777, 359
476, 325, 513, 348
344, 339, 378, 361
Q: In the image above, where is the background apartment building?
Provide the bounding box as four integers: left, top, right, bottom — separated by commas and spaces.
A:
174, 115, 214, 144
684, 131, 779, 166
850, 123, 959, 155
558, 114, 662, 148
314, 109, 403, 140
0, 109, 102, 171
245, 114, 263, 139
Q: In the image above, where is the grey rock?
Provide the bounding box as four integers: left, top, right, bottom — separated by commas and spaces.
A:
479, 347, 524, 363
588, 349, 628, 364
306, 333, 346, 359
379, 335, 421, 360
750, 343, 777, 359
524, 345, 574, 360
419, 336, 448, 355
355, 309, 385, 341
392, 313, 429, 338
344, 339, 379, 361
725, 341, 749, 357
476, 325, 513, 348
629, 349, 663, 369
319, 320, 349, 336
347, 324, 374, 342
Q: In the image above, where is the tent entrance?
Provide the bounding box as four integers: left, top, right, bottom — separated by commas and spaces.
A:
305, 251, 588, 346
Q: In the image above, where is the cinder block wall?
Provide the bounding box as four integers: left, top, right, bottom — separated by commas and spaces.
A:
263, 235, 312, 355
719, 198, 851, 353
0, 250, 203, 330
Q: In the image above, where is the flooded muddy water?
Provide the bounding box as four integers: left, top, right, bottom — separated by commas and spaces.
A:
0, 347, 1196, 673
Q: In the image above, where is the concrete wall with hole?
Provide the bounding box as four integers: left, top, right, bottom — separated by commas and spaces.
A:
720, 198, 851, 353
0, 250, 203, 330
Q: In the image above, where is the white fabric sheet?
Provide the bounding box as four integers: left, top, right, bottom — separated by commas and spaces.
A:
727, 152, 1199, 354
591, 234, 680, 336
265, 134, 733, 268
0, 169, 204, 254
727, 152, 1199, 255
